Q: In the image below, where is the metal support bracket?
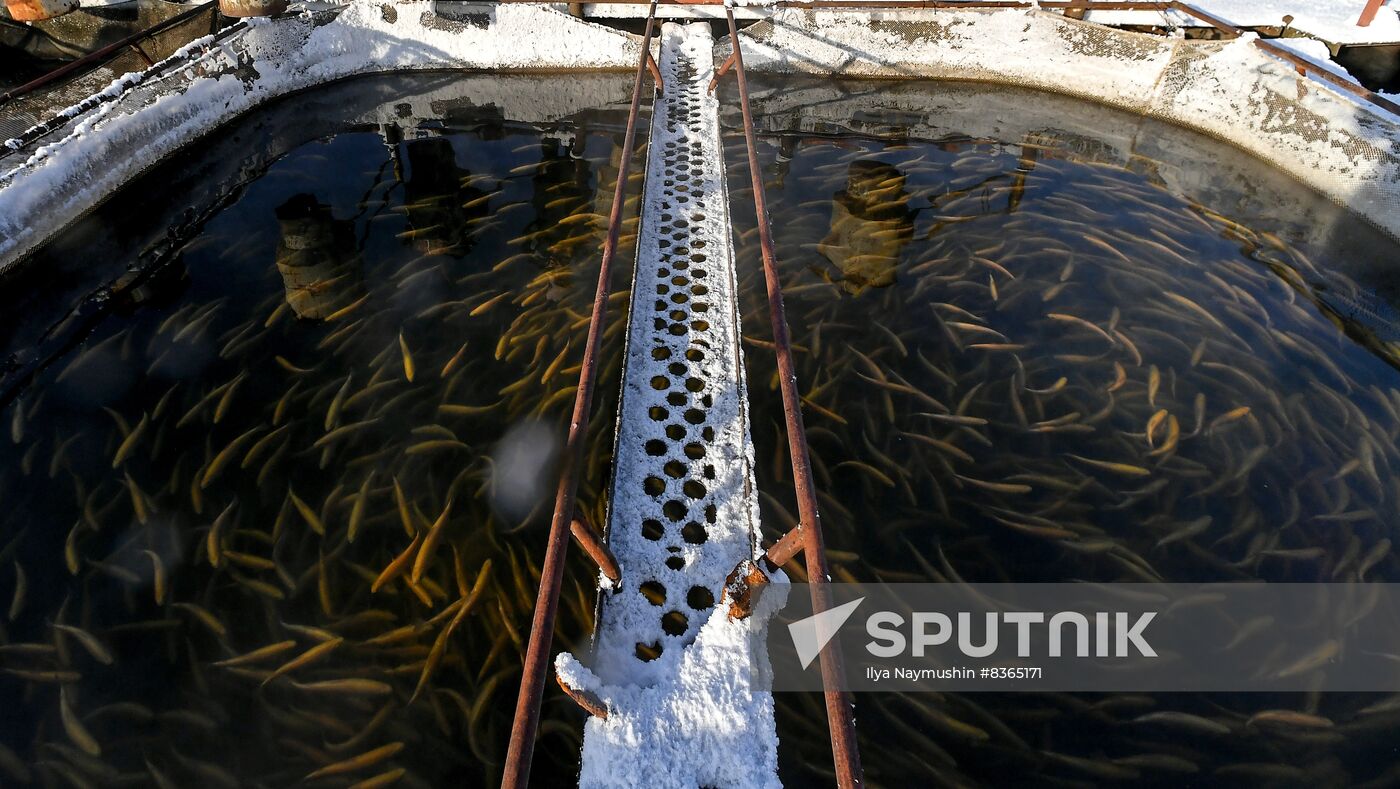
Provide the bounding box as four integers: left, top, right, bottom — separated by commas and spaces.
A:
570, 514, 622, 584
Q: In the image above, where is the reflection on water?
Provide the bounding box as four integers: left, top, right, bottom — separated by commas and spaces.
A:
725, 78, 1400, 787
815, 159, 913, 295
0, 74, 638, 787
274, 194, 366, 320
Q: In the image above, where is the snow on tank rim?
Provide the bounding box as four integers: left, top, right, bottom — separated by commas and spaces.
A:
0, 4, 1397, 269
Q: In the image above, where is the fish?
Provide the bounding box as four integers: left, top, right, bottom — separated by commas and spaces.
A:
59, 687, 100, 756
305, 742, 405, 780
1207, 406, 1251, 435
143, 549, 167, 604
410, 568, 486, 705
201, 426, 262, 488
411, 499, 453, 584
212, 640, 298, 667
1132, 711, 1231, 736
349, 769, 408, 789
261, 638, 344, 687
206, 502, 236, 571
111, 412, 149, 468
287, 488, 326, 535
289, 678, 393, 696
348, 472, 373, 544
372, 534, 424, 594
1066, 454, 1151, 478
398, 332, 415, 382
52, 624, 113, 665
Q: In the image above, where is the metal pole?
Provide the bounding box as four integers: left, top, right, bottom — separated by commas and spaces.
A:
721, 5, 864, 786
1358, 0, 1386, 27
499, 4, 659, 786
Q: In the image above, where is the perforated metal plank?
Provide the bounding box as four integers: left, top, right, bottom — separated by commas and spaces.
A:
592, 19, 761, 689
562, 21, 780, 789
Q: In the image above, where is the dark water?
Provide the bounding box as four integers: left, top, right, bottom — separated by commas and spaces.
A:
2, 69, 1400, 789
0, 50, 55, 92
722, 78, 1400, 787
0, 73, 639, 787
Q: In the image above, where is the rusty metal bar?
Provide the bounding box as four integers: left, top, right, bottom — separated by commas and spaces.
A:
570, 514, 622, 584
499, 3, 659, 787
0, 0, 219, 105
128, 43, 156, 67
764, 524, 805, 567
1170, 1, 1400, 117
556, 671, 610, 718
708, 51, 736, 92
1359, 0, 1386, 27
645, 50, 665, 91
721, 4, 863, 787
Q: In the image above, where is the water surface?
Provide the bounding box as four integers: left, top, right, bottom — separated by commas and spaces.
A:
723, 77, 1400, 788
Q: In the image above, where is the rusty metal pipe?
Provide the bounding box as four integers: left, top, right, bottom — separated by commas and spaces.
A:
646, 51, 665, 91
1358, 0, 1386, 27
764, 524, 806, 568
722, 5, 863, 787
708, 51, 736, 92
570, 515, 622, 584
499, 4, 659, 787
0, 0, 219, 105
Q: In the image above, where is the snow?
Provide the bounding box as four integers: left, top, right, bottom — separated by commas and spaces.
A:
560, 20, 782, 788
1085, 0, 1400, 45
726, 7, 1400, 240
561, 590, 787, 789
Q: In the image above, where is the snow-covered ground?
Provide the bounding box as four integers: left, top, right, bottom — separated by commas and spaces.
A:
1086, 0, 1400, 44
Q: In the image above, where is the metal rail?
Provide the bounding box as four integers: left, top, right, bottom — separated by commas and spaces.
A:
718, 3, 864, 786
0, 0, 219, 105
498, 2, 660, 786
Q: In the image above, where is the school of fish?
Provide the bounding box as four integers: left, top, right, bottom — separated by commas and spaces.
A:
0, 126, 643, 788
720, 110, 1400, 788
0, 76, 1399, 789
